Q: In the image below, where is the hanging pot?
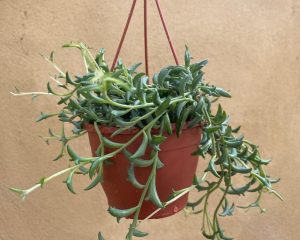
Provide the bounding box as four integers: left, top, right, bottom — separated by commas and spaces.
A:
85, 123, 202, 219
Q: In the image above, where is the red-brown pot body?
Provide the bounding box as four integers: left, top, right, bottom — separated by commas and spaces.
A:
85, 123, 201, 219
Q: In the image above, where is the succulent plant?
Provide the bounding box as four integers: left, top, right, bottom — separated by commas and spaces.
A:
10, 42, 282, 240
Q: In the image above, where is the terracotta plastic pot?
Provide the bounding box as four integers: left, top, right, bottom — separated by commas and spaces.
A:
85, 123, 202, 219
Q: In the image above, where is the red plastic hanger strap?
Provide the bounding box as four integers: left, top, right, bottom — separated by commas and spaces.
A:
144, 0, 149, 76
154, 0, 179, 65
111, 0, 137, 71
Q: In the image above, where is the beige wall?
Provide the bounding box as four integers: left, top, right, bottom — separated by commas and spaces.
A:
1, 0, 299, 239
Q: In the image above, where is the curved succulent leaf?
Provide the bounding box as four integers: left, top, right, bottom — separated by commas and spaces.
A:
84, 170, 103, 191
132, 229, 148, 237
128, 164, 145, 189
163, 113, 172, 135
98, 232, 105, 240
155, 97, 171, 116
108, 206, 138, 218
102, 136, 125, 148
66, 169, 77, 194
148, 176, 164, 208
130, 131, 148, 159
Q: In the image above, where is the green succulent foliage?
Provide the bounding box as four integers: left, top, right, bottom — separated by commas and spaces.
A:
10, 42, 281, 240
98, 232, 105, 240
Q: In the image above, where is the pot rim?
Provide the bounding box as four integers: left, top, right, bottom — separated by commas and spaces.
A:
84, 122, 202, 135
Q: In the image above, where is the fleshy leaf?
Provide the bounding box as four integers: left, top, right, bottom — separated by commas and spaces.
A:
155, 97, 171, 116
130, 131, 148, 159
66, 169, 76, 194
148, 176, 164, 208
108, 206, 138, 218
132, 229, 149, 237
128, 164, 145, 189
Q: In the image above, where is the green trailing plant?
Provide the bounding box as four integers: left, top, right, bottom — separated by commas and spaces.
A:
10, 42, 282, 240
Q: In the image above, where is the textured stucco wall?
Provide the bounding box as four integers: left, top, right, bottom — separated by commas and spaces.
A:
1, 0, 299, 239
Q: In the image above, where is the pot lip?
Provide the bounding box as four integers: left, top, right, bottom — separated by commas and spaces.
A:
84, 122, 202, 135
